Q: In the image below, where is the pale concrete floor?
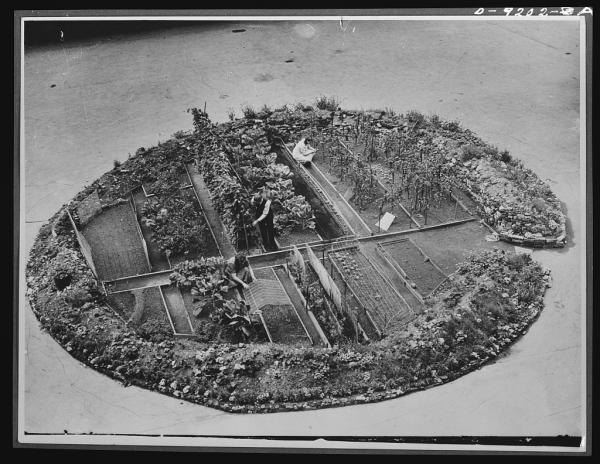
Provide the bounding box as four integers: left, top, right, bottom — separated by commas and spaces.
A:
21, 19, 584, 437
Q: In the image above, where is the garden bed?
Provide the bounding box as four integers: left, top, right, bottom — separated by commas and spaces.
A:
275, 149, 350, 240
107, 287, 172, 341
26, 101, 557, 414
81, 203, 150, 281
260, 304, 311, 346
141, 182, 220, 264
328, 246, 414, 335
314, 157, 417, 233
302, 264, 353, 346
379, 238, 447, 298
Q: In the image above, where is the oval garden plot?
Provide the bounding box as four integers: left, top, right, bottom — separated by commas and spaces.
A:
26, 103, 559, 413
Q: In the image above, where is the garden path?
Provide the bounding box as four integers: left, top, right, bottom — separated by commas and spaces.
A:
104, 271, 172, 293
303, 163, 372, 238
161, 286, 194, 335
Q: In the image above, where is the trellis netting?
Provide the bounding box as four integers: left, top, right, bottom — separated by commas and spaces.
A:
306, 245, 359, 338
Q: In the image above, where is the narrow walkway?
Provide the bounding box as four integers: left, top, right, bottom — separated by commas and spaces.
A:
186, 163, 236, 259
303, 163, 372, 238
161, 286, 194, 335
104, 270, 172, 293
273, 265, 326, 347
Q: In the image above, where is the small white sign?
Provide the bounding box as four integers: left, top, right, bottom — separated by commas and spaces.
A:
375, 212, 396, 231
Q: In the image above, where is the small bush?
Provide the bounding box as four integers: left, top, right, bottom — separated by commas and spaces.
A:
226, 108, 236, 121
113, 159, 121, 168
294, 102, 313, 112
443, 120, 461, 132
241, 105, 257, 119
499, 150, 512, 163
483, 145, 499, 159
383, 107, 397, 117
506, 252, 531, 271
461, 144, 483, 162
314, 96, 340, 111
429, 114, 442, 128
406, 110, 426, 127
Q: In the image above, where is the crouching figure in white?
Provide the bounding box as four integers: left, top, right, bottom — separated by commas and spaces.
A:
292, 136, 317, 164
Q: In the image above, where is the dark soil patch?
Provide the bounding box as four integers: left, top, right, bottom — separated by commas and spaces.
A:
107, 291, 135, 321
133, 287, 173, 337
107, 287, 171, 339
261, 304, 310, 345
381, 239, 447, 297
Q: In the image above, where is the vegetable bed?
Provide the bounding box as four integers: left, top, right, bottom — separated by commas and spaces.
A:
142, 186, 220, 263
380, 238, 447, 297
314, 160, 416, 233
261, 304, 310, 346
107, 287, 172, 341
328, 247, 413, 334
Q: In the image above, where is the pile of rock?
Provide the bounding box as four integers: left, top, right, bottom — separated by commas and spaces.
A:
455, 157, 566, 246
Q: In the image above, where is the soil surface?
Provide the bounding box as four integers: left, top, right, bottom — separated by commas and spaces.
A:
22, 19, 583, 437
380, 239, 447, 297
81, 203, 150, 280
261, 304, 311, 346
329, 247, 414, 334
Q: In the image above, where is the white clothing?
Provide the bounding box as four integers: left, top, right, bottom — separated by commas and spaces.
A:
292, 138, 317, 164
256, 199, 271, 223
